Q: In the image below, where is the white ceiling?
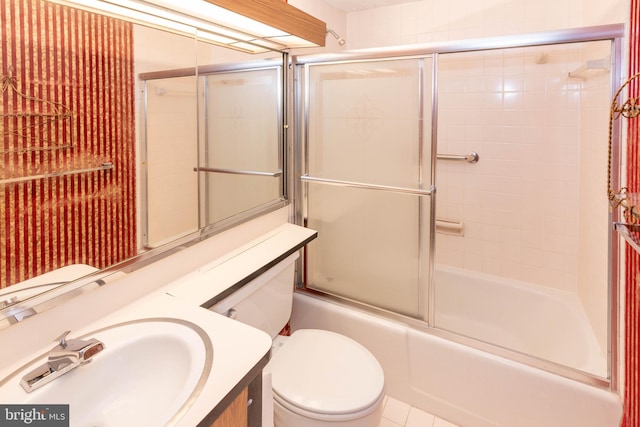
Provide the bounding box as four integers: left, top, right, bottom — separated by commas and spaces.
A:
323, 0, 417, 12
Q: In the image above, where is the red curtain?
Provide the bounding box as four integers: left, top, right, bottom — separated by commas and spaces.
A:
0, 0, 136, 287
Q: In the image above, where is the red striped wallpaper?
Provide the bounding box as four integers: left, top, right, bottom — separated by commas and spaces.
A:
0, 0, 136, 288
624, 1, 640, 425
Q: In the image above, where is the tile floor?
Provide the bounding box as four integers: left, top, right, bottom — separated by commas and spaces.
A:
379, 396, 460, 427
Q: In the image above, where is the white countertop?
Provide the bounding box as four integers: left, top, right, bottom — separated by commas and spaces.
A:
0, 292, 272, 427
164, 223, 317, 308
0, 220, 317, 426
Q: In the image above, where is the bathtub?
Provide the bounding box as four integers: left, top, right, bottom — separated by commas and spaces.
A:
434, 265, 607, 378
290, 266, 622, 427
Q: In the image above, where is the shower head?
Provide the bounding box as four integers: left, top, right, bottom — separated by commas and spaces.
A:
326, 29, 346, 46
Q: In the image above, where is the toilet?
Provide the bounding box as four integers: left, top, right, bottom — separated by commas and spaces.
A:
209, 252, 385, 427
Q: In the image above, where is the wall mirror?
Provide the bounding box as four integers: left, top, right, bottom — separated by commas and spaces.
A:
142, 42, 285, 248
0, 0, 288, 328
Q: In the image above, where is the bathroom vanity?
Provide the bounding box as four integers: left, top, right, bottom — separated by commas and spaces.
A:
0, 209, 317, 427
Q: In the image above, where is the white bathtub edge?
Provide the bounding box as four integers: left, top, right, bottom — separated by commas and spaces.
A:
291, 292, 622, 427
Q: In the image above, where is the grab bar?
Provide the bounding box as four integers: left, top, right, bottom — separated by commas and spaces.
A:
301, 175, 434, 196
194, 167, 282, 177
437, 152, 479, 163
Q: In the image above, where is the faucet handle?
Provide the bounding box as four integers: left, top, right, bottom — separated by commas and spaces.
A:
52, 331, 104, 357
55, 330, 72, 348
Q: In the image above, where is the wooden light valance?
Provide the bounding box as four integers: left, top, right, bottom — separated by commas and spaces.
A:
46, 0, 327, 53
206, 0, 327, 48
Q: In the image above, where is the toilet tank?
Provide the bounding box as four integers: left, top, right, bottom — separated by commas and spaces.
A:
209, 253, 298, 338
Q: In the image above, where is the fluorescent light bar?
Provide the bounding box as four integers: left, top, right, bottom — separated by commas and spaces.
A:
46, 0, 326, 54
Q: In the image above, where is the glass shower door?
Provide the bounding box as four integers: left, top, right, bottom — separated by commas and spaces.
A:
433, 41, 614, 377
199, 66, 283, 226
302, 58, 434, 319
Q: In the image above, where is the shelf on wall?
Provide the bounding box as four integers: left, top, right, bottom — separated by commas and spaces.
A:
0, 162, 114, 185
614, 222, 640, 254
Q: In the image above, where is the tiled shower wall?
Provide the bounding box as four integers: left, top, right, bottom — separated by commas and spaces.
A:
577, 41, 613, 357
436, 46, 590, 293
436, 43, 611, 352
344, 0, 617, 49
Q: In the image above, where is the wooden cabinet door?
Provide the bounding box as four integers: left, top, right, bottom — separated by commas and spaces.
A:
210, 387, 248, 427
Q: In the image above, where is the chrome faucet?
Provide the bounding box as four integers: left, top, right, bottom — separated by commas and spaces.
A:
20, 331, 105, 393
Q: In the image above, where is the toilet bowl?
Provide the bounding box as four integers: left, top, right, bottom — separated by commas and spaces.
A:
209, 252, 385, 427
266, 330, 385, 427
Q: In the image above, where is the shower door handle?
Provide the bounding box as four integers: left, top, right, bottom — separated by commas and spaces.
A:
194, 166, 282, 177
301, 175, 434, 196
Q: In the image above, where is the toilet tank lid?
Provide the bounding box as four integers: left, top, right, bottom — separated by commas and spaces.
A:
264, 329, 385, 415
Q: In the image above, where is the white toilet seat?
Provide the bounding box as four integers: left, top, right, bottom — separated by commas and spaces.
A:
265, 329, 385, 421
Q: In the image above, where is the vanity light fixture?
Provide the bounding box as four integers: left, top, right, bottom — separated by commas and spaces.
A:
45, 0, 327, 54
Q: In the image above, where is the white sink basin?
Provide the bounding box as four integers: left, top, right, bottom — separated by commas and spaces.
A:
0, 318, 212, 427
